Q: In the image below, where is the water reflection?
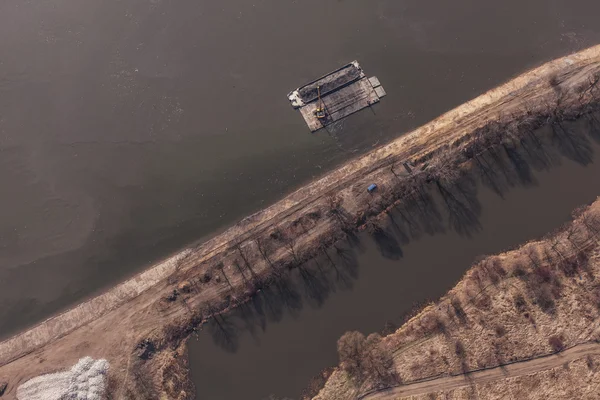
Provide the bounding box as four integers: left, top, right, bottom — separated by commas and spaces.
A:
190, 120, 600, 400
201, 242, 360, 354
203, 118, 600, 354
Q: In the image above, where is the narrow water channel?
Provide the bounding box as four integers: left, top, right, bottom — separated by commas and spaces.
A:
188, 140, 600, 400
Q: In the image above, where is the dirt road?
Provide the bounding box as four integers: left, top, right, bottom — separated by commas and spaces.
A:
362, 342, 600, 399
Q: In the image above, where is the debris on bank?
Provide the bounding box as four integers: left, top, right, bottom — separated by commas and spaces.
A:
16, 357, 109, 400
287, 61, 386, 132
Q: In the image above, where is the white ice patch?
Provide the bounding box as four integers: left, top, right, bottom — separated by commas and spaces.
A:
287, 90, 304, 108
17, 357, 109, 400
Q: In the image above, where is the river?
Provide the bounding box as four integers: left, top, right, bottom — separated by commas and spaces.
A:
0, 0, 599, 374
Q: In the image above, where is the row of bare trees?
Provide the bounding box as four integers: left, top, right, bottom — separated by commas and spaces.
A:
365, 71, 600, 243
169, 69, 600, 344
188, 70, 600, 328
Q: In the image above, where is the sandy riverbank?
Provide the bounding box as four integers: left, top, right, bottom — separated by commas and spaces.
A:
2, 45, 600, 399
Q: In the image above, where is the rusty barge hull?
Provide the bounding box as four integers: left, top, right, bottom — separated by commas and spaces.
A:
287, 61, 386, 132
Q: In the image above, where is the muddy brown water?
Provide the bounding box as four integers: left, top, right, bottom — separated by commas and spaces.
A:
188, 139, 600, 400
1, 0, 600, 371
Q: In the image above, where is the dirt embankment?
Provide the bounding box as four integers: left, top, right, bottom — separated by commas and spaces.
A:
314, 200, 600, 400
409, 351, 600, 400
363, 342, 600, 399
2, 45, 600, 399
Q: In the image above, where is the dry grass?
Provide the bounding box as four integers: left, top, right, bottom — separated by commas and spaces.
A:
313, 201, 600, 400
407, 354, 600, 400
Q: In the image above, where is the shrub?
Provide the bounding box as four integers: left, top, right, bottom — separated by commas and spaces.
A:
451, 298, 467, 324
199, 271, 212, 283
494, 325, 506, 337
549, 335, 565, 352
558, 256, 579, 276
533, 265, 553, 283
533, 284, 555, 313
514, 294, 527, 313
337, 331, 396, 387
337, 331, 366, 381
455, 340, 466, 358
512, 263, 527, 278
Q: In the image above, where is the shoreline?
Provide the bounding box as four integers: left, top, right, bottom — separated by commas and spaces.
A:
2, 45, 600, 398
313, 198, 600, 400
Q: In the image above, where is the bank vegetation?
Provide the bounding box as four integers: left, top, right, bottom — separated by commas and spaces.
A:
312, 199, 600, 400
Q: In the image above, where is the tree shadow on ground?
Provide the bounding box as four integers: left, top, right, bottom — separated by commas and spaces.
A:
583, 112, 600, 144
206, 114, 600, 353
551, 118, 594, 166
365, 219, 403, 260
206, 313, 239, 353
205, 243, 360, 352
433, 177, 481, 238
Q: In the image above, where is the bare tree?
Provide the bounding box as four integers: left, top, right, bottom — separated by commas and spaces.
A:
202, 300, 239, 352
366, 220, 384, 235
407, 170, 430, 209
524, 246, 542, 269
548, 335, 565, 352
233, 260, 248, 283
582, 213, 600, 236
292, 217, 309, 234
480, 257, 506, 285
202, 301, 229, 336
549, 236, 567, 260
451, 297, 467, 325
337, 331, 366, 382
565, 224, 584, 252
215, 262, 233, 289
390, 164, 400, 180
284, 236, 299, 264
235, 242, 256, 277
578, 73, 600, 103
269, 228, 285, 242
326, 193, 351, 230
363, 333, 397, 387
179, 294, 193, 314
337, 331, 397, 388
256, 237, 275, 269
